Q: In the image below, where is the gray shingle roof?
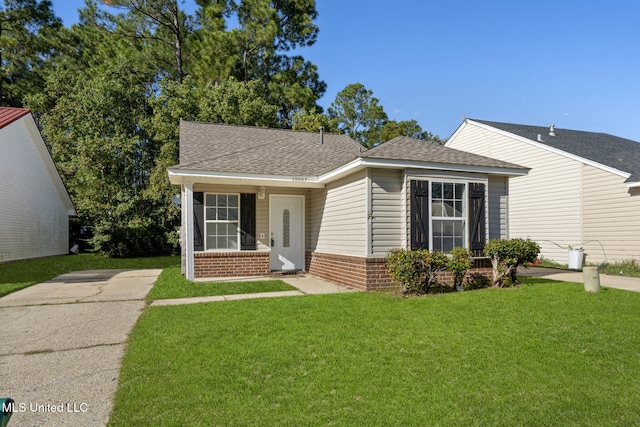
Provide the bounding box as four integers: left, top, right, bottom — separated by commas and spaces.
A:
173, 122, 528, 178
361, 136, 527, 170
473, 119, 640, 182
176, 121, 363, 176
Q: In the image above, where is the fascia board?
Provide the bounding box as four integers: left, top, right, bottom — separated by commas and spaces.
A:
356, 157, 529, 177
626, 181, 640, 188
467, 119, 632, 180
167, 168, 324, 188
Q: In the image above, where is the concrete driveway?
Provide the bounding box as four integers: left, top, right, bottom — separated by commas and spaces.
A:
0, 269, 161, 427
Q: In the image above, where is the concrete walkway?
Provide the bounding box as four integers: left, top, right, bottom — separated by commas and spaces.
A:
0, 269, 162, 427
150, 274, 358, 307
519, 266, 640, 292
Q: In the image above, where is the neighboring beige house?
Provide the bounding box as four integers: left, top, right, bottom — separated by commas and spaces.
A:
446, 119, 640, 264
0, 107, 75, 262
168, 121, 528, 289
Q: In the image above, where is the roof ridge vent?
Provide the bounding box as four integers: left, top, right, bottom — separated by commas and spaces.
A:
537, 134, 544, 142
549, 124, 556, 136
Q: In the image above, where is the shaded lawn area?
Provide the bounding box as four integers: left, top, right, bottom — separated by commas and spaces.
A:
109, 278, 640, 426
0, 253, 179, 297
147, 267, 296, 299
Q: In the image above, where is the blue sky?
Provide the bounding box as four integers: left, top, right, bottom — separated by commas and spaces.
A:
52, 1, 640, 141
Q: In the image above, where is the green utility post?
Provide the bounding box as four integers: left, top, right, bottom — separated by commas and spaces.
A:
0, 398, 13, 427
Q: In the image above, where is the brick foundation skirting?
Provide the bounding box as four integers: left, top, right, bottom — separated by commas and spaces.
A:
194, 251, 270, 279
193, 250, 493, 290
306, 252, 493, 291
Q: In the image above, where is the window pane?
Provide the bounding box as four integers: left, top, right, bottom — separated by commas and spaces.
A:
218, 194, 227, 207
206, 194, 216, 206
454, 237, 464, 248
432, 200, 443, 216
206, 236, 216, 249
206, 208, 216, 220
228, 208, 238, 221
283, 209, 290, 247
442, 238, 454, 253
454, 201, 463, 217
454, 221, 464, 237
432, 182, 442, 199
433, 220, 442, 237
443, 221, 454, 236
228, 195, 238, 207
227, 223, 237, 236
455, 183, 465, 200
217, 237, 227, 249
217, 208, 227, 220
443, 200, 454, 217
443, 183, 454, 199
227, 236, 238, 250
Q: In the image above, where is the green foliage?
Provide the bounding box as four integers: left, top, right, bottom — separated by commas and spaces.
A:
447, 246, 473, 289
291, 107, 340, 133
380, 119, 444, 144
387, 248, 448, 295
0, 0, 61, 106
484, 238, 541, 287
465, 272, 491, 290
328, 82, 388, 148
600, 259, 640, 277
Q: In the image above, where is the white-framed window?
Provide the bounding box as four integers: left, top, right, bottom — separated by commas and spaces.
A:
205, 193, 240, 250
430, 182, 467, 253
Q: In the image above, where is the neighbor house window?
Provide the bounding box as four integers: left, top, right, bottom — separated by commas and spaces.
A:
205, 193, 239, 250
431, 182, 466, 252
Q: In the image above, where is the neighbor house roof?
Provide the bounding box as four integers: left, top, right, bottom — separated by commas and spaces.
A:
470, 119, 640, 183
169, 121, 529, 186
0, 107, 31, 129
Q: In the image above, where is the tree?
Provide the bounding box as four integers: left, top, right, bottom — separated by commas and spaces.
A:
380, 119, 444, 144
327, 82, 388, 148
0, 0, 61, 106
291, 107, 339, 133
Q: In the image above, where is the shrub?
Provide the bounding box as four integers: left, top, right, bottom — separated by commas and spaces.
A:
387, 249, 448, 295
465, 273, 492, 290
447, 247, 473, 290
484, 238, 540, 287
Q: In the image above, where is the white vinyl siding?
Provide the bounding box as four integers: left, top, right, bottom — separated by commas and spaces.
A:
370, 168, 402, 256
488, 175, 508, 239
447, 123, 582, 262
0, 117, 72, 262
582, 164, 640, 263
308, 169, 367, 256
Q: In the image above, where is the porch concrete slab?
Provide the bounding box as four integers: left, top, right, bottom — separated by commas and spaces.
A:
520, 267, 640, 292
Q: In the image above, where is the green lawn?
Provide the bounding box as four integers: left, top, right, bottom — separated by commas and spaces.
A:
109, 278, 640, 426
0, 253, 179, 297
147, 266, 297, 299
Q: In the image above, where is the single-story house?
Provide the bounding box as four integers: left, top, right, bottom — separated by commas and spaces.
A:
446, 118, 640, 264
168, 121, 528, 289
0, 107, 75, 262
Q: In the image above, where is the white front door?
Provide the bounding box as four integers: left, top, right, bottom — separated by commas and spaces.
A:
270, 195, 304, 271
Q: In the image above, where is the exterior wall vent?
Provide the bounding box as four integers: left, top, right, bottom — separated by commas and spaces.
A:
549, 124, 556, 136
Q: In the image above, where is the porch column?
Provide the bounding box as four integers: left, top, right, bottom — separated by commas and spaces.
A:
184, 182, 195, 281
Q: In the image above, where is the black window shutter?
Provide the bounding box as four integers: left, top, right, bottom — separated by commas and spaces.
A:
193, 192, 204, 251
410, 180, 429, 250
240, 193, 257, 250
469, 183, 486, 257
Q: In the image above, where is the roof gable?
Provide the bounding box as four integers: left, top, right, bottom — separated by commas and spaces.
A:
0, 107, 31, 129
471, 119, 640, 182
